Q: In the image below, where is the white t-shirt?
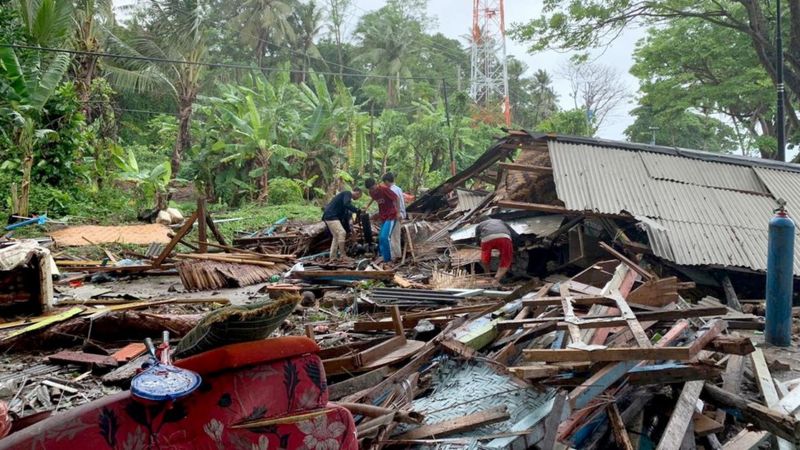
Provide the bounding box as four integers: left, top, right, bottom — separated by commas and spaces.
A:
390, 184, 407, 219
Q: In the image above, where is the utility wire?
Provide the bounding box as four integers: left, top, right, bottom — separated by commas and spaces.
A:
1, 43, 448, 82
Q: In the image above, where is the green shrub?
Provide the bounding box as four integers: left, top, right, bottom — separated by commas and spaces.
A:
268, 177, 304, 205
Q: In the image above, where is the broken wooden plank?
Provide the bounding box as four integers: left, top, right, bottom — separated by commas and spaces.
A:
338, 402, 423, 424
720, 429, 768, 450
702, 383, 800, 442
656, 381, 704, 450
502, 306, 728, 331
751, 348, 794, 450
41, 379, 79, 394
565, 319, 690, 412
498, 162, 553, 173
693, 414, 723, 436
395, 406, 510, 440
509, 365, 561, 380
101, 354, 148, 385
714, 355, 745, 424
599, 241, 655, 280
48, 350, 118, 369
328, 367, 390, 400
292, 270, 395, 280
705, 335, 755, 355
720, 275, 743, 312
3, 307, 83, 341
153, 211, 198, 267
111, 343, 147, 363
628, 277, 680, 307
608, 403, 635, 450
524, 346, 692, 363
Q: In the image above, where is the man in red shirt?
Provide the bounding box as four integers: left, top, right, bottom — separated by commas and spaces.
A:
365, 178, 399, 262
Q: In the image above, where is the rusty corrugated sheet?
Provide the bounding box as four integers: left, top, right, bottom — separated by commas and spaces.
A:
547, 139, 800, 273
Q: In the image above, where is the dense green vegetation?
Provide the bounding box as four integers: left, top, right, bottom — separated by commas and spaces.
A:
0, 0, 565, 223
1, 0, 795, 227
512, 0, 799, 158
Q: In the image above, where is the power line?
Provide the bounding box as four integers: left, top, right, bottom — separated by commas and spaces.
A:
1, 43, 447, 82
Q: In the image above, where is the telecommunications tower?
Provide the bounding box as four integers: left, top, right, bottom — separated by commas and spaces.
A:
470, 0, 511, 126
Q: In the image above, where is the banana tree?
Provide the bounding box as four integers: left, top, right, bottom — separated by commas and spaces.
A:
295, 73, 367, 195
0, 0, 73, 216
210, 76, 305, 203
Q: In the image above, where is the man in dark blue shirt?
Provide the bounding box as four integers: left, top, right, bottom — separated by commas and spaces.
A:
322, 188, 362, 261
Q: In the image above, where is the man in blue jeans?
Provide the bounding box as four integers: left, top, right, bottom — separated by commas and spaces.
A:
364, 178, 399, 263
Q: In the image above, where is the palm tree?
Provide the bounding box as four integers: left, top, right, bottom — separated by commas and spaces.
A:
0, 0, 73, 216
105, 0, 208, 186
354, 6, 419, 106
71, 0, 113, 118
529, 69, 558, 125
290, 0, 324, 83
235, 0, 295, 71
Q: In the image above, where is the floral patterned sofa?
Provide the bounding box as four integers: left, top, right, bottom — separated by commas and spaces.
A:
0, 336, 358, 450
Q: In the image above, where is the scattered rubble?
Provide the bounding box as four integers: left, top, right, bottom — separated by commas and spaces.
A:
2, 131, 800, 448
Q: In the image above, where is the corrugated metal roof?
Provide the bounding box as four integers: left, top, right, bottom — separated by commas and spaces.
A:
453, 189, 490, 214
640, 152, 769, 194
754, 167, 800, 213
548, 140, 798, 273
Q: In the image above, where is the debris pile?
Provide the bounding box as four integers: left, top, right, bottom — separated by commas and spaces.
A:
2, 131, 800, 448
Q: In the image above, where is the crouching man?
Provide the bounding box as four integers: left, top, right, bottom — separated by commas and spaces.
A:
476, 218, 515, 281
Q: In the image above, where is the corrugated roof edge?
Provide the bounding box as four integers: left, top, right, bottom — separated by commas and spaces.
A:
522, 130, 800, 174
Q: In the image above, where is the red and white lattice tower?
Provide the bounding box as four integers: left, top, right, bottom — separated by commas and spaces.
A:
470, 0, 511, 126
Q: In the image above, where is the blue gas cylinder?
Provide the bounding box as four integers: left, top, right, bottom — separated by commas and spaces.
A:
766, 205, 796, 347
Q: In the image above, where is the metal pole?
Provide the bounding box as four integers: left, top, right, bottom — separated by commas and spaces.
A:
777, 0, 786, 161
442, 80, 457, 176
766, 202, 795, 346
369, 102, 375, 178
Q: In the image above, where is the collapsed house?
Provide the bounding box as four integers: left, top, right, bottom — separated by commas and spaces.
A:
410, 130, 800, 295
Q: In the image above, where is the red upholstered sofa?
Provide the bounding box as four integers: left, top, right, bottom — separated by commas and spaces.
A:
0, 336, 358, 450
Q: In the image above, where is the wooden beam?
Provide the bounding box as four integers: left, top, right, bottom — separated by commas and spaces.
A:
395, 406, 510, 440
751, 348, 794, 450
565, 320, 690, 412
291, 270, 395, 280
720, 429, 768, 450
599, 241, 655, 280
608, 403, 635, 450
328, 367, 390, 400
496, 200, 634, 220
524, 346, 692, 363
655, 381, 704, 450
498, 162, 553, 174
338, 402, 423, 424
153, 211, 198, 267
720, 275, 743, 312
203, 214, 228, 248
501, 306, 728, 331
702, 383, 800, 442
197, 196, 208, 253
714, 355, 745, 424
